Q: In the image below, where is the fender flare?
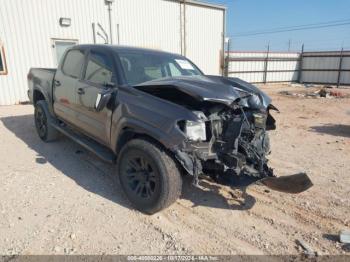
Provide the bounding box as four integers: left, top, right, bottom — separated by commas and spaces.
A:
32, 86, 55, 116
112, 117, 183, 155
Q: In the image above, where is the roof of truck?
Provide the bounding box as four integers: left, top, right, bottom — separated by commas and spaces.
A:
73, 44, 184, 57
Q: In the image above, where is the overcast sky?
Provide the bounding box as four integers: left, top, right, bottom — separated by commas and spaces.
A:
205, 0, 350, 51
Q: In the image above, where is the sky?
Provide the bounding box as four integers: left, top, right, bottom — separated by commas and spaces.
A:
204, 0, 350, 52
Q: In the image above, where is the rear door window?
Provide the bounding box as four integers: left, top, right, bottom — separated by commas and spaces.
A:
62, 50, 85, 78
84, 51, 113, 85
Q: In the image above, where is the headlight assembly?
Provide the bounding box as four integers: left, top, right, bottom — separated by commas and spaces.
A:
184, 121, 207, 141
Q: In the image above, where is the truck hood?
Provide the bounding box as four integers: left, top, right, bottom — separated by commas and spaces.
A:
135, 75, 271, 110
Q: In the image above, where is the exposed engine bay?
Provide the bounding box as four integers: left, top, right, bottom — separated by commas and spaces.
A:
177, 103, 277, 186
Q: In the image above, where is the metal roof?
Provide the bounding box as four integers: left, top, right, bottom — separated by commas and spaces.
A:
174, 0, 226, 10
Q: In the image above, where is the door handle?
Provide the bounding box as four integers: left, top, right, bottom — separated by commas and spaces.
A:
54, 80, 61, 87
77, 88, 85, 95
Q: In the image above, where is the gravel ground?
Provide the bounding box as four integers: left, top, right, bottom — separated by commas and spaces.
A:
0, 84, 349, 255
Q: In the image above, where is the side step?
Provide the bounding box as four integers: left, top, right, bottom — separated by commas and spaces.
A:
51, 122, 116, 164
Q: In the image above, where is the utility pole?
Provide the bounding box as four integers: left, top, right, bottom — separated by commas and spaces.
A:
106, 0, 114, 44
337, 47, 344, 88
288, 39, 291, 52
263, 43, 270, 84
225, 37, 231, 77
183, 0, 187, 56
298, 44, 304, 84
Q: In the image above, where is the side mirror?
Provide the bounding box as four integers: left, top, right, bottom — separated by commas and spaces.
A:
104, 81, 116, 88
95, 88, 113, 112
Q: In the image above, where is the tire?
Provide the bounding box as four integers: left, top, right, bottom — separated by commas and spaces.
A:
34, 100, 59, 142
117, 139, 182, 214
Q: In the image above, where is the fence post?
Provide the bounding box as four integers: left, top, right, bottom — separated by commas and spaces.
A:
263, 44, 270, 84
225, 38, 231, 77
337, 48, 344, 88
298, 44, 304, 84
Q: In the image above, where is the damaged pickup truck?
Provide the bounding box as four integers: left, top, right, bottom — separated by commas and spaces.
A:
28, 45, 312, 214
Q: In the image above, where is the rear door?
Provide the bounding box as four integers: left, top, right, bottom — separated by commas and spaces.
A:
74, 49, 117, 145
53, 48, 86, 125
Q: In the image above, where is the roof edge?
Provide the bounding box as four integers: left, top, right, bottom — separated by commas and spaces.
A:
174, 0, 227, 10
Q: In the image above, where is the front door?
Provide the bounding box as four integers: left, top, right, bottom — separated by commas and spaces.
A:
75, 49, 116, 145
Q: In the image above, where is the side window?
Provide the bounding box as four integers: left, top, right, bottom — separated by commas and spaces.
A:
144, 66, 163, 79
168, 62, 183, 77
0, 45, 8, 75
62, 50, 85, 78
85, 51, 113, 85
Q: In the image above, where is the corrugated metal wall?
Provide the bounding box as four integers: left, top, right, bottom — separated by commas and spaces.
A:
186, 4, 224, 75
0, 0, 110, 105
227, 51, 300, 83
227, 51, 350, 86
302, 51, 350, 85
0, 0, 225, 105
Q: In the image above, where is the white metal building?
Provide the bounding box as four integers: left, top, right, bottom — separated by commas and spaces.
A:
0, 0, 226, 105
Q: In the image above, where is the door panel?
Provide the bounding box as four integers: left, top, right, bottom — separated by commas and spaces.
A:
74, 50, 116, 145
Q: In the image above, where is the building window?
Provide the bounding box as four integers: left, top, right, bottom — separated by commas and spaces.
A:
0, 45, 8, 75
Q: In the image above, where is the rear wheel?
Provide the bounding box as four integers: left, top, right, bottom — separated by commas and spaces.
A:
117, 139, 182, 214
34, 100, 59, 142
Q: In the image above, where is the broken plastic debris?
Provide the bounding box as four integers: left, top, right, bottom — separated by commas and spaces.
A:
340, 230, 350, 244
296, 239, 315, 257
260, 173, 313, 194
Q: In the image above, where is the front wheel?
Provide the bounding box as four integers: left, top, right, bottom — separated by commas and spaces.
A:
117, 139, 182, 214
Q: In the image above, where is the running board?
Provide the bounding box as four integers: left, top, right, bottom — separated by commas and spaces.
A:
51, 123, 116, 164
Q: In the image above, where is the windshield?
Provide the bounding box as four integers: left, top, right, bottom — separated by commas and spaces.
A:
118, 51, 203, 86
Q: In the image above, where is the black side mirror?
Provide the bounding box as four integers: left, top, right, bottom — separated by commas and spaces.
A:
95, 88, 113, 112
104, 81, 116, 88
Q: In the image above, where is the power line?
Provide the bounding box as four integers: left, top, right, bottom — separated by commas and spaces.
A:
231, 19, 350, 37
233, 22, 350, 37
234, 18, 350, 34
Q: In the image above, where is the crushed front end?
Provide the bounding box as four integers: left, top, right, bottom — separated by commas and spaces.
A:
176, 102, 276, 184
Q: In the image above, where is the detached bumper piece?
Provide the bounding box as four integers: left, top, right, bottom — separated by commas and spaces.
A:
260, 172, 313, 194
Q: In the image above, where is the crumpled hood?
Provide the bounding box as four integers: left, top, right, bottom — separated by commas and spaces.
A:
135, 75, 271, 110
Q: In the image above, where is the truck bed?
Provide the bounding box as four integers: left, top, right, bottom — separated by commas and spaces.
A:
27, 68, 56, 104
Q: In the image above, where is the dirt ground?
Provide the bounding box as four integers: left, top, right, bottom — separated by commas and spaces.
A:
0, 84, 349, 255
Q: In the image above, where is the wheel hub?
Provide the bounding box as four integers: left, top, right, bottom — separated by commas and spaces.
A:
125, 156, 157, 199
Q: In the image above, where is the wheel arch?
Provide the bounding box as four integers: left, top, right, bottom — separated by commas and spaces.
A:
33, 89, 46, 105
115, 127, 170, 156
32, 86, 55, 116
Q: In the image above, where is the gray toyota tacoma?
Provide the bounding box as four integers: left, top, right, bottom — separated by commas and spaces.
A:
28, 45, 312, 214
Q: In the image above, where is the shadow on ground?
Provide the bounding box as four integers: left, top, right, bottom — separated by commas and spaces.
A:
310, 124, 350, 138
1, 114, 256, 213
